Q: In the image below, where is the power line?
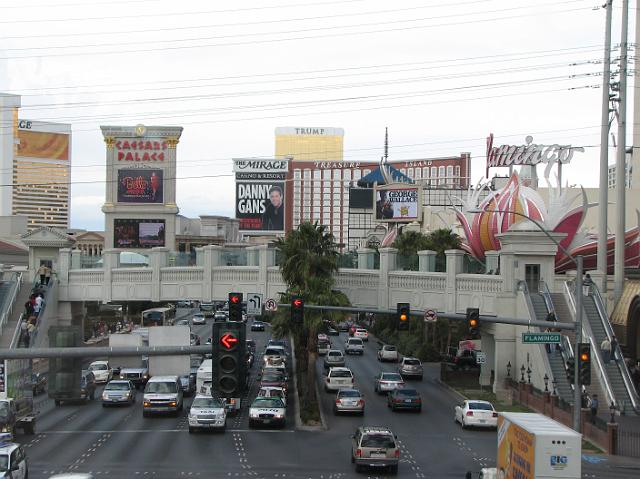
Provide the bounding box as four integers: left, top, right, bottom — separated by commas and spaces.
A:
0, 5, 594, 60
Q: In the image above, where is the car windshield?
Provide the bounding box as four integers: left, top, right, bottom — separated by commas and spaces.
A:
264, 348, 284, 356
395, 389, 418, 397
90, 363, 108, 371
328, 351, 342, 357
105, 382, 130, 391
192, 397, 223, 408
338, 390, 360, 398
262, 372, 284, 381
469, 402, 494, 411
0, 454, 7, 472
331, 370, 352, 378
356, 329, 367, 333
0, 402, 9, 418
385, 346, 397, 351
404, 359, 420, 365
146, 382, 177, 393
252, 398, 284, 408
259, 389, 283, 397
318, 340, 330, 347
349, 339, 362, 345
361, 434, 395, 448
382, 373, 402, 381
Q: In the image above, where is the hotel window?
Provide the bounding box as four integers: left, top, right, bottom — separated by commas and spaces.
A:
447, 166, 454, 187
294, 169, 301, 179
343, 169, 352, 181
407, 168, 414, 179
303, 169, 311, 179
414, 168, 421, 180
354, 170, 362, 181
455, 166, 461, 187
439, 166, 445, 185
314, 170, 321, 179
323, 170, 331, 180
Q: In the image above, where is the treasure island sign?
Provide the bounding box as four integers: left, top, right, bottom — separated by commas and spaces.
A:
485, 134, 584, 179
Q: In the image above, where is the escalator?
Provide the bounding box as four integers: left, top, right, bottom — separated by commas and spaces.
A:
528, 288, 574, 405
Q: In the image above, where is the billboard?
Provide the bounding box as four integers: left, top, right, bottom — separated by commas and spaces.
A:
117, 169, 163, 203
349, 187, 374, 209
236, 182, 285, 232
375, 187, 419, 221
497, 415, 535, 479
17, 130, 69, 161
114, 219, 165, 248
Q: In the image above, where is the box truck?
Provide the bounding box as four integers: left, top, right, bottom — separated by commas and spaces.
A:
468, 412, 581, 479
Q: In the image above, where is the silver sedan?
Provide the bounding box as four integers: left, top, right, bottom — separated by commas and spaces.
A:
334, 388, 365, 415
374, 372, 405, 394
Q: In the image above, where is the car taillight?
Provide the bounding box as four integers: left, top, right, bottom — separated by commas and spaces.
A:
357, 400, 364, 406
394, 449, 400, 458
466, 411, 474, 416
493, 412, 498, 417
335, 399, 341, 405
394, 398, 402, 403
415, 398, 422, 404
356, 448, 362, 457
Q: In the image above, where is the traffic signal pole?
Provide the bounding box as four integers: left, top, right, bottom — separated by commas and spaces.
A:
573, 256, 583, 433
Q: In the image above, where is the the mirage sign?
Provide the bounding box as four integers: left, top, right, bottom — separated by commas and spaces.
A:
233, 158, 290, 180
233, 159, 289, 233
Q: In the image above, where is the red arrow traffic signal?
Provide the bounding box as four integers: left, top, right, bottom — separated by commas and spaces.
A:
220, 333, 238, 350
293, 298, 303, 308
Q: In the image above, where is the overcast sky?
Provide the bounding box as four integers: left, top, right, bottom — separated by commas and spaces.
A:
0, 0, 633, 231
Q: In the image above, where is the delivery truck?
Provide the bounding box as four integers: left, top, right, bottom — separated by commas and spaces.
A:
0, 359, 36, 437
468, 412, 581, 479
148, 326, 190, 377
109, 333, 149, 388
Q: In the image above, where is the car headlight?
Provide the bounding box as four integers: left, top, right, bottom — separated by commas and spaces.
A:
249, 411, 258, 418
102, 393, 108, 400
1, 426, 9, 432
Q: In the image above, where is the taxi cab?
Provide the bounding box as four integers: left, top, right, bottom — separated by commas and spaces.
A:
0, 435, 28, 479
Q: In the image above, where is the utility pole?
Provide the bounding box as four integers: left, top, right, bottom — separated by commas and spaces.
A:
614, 0, 629, 302
573, 256, 584, 433
597, 0, 614, 283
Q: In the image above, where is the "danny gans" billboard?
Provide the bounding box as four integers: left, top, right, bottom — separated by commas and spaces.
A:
236, 182, 285, 232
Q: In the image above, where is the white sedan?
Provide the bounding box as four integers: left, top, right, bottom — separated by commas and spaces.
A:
192, 313, 206, 325
88, 361, 112, 383
454, 400, 498, 429
249, 397, 286, 428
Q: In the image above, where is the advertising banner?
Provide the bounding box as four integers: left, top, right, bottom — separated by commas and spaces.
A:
497, 416, 535, 479
17, 130, 69, 161
117, 169, 163, 203
114, 219, 165, 248
236, 181, 285, 232
375, 187, 419, 221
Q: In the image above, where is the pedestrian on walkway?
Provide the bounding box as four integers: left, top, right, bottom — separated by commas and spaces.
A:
589, 394, 599, 424
34, 294, 43, 317
37, 264, 46, 286
20, 320, 29, 347
611, 335, 619, 362
24, 299, 33, 317
44, 266, 52, 286
600, 336, 612, 363
546, 311, 556, 322
583, 274, 593, 297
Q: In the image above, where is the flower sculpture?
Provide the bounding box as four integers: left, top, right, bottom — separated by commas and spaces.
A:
453, 172, 639, 273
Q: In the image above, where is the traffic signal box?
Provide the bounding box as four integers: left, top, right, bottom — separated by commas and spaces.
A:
578, 343, 591, 386
48, 326, 83, 400
397, 303, 410, 331
291, 296, 304, 324
228, 292, 243, 322
566, 357, 576, 384
467, 308, 479, 337
212, 321, 247, 397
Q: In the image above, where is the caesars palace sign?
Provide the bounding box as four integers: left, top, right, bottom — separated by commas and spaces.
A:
485, 134, 584, 177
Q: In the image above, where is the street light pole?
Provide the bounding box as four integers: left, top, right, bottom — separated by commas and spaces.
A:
470, 208, 584, 432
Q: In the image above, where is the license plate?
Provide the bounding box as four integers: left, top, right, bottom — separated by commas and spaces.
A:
405, 399, 412, 403
479, 419, 486, 423
370, 453, 385, 458
262, 419, 271, 424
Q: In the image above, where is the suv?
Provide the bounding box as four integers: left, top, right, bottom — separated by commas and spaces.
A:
351, 426, 399, 474
143, 376, 184, 417
53, 370, 96, 406
0, 442, 28, 478
324, 367, 354, 392
323, 350, 345, 369
377, 345, 399, 362
345, 338, 364, 355
398, 357, 423, 380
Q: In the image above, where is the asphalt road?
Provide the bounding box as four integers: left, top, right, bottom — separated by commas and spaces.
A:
15, 309, 640, 478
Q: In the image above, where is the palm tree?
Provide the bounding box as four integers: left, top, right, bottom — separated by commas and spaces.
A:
273, 222, 349, 422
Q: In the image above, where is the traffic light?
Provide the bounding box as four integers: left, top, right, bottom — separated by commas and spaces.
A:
291, 296, 304, 323
397, 303, 410, 331
566, 357, 575, 384
212, 321, 247, 397
578, 343, 591, 386
467, 308, 479, 337
228, 292, 243, 322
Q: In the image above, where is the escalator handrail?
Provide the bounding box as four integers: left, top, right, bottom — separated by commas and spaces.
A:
564, 279, 617, 409
0, 271, 23, 336
590, 283, 640, 412
541, 282, 574, 365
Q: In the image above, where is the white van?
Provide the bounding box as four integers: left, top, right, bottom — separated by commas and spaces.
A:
142, 375, 183, 416
196, 359, 212, 394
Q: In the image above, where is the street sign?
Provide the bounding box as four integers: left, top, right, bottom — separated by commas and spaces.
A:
246, 293, 263, 316
424, 309, 437, 322
522, 332, 561, 344
265, 298, 278, 312
475, 352, 486, 364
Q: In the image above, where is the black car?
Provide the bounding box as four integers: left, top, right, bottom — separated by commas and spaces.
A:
327, 326, 339, 336
31, 373, 47, 395
251, 321, 266, 332
246, 339, 256, 353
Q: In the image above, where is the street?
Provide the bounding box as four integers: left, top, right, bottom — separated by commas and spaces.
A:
16, 310, 640, 478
